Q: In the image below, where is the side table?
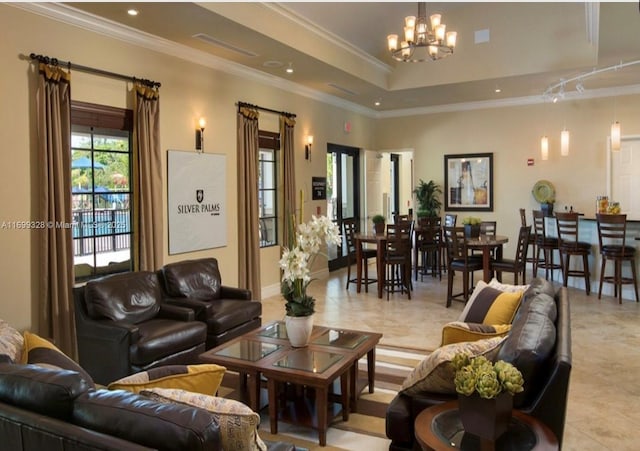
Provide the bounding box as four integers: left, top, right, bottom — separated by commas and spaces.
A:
414, 401, 558, 451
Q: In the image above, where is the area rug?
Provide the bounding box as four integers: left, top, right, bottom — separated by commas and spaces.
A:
218, 345, 428, 450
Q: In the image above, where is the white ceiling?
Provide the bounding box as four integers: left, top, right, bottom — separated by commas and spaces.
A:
56, 2, 640, 114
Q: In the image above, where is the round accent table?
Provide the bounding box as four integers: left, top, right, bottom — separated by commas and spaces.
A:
414, 401, 558, 451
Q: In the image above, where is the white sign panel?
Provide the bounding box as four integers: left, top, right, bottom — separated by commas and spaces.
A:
167, 150, 227, 254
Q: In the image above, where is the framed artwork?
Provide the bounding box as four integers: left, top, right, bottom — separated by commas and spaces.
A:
444, 153, 493, 211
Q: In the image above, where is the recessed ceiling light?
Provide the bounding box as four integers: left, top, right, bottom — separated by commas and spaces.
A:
374, 100, 381, 106
127, 9, 138, 16
285, 63, 294, 74
494, 87, 501, 93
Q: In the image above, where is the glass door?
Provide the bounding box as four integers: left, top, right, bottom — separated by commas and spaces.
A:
327, 143, 361, 271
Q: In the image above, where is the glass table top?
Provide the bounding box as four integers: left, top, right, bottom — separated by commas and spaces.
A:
273, 349, 344, 374
257, 322, 289, 339
432, 409, 538, 450
312, 329, 368, 349
213, 340, 281, 362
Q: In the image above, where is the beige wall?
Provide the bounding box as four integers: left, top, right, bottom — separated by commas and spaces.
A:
3, 5, 639, 330
0, 5, 374, 330
375, 95, 640, 257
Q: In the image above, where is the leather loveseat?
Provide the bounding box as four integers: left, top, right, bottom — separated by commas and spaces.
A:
159, 258, 262, 349
74, 271, 208, 385
385, 278, 572, 450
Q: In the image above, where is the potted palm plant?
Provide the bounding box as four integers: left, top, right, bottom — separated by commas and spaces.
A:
413, 179, 442, 218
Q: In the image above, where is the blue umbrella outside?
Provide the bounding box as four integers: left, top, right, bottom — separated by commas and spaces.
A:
72, 156, 105, 169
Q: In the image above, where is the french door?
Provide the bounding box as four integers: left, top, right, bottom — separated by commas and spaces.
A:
327, 143, 361, 271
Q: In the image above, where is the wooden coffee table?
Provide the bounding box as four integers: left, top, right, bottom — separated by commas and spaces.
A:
414, 400, 558, 451
199, 321, 382, 446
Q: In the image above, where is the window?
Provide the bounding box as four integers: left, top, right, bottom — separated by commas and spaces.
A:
71, 102, 133, 281
258, 130, 280, 248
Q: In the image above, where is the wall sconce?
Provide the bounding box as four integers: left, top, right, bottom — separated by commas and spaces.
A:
305, 135, 313, 160
195, 118, 206, 153
540, 135, 549, 161
611, 121, 621, 151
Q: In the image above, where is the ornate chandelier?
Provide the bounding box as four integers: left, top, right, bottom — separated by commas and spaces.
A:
387, 2, 457, 62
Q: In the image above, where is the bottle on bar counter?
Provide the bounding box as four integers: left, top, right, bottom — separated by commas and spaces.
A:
597, 196, 609, 214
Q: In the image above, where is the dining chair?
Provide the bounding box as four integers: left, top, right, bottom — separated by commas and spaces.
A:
555, 212, 591, 295
595, 213, 639, 303
491, 225, 530, 285
443, 226, 483, 307
440, 213, 458, 272
383, 222, 413, 300
415, 216, 442, 281
393, 213, 411, 224
532, 210, 561, 280
343, 218, 377, 292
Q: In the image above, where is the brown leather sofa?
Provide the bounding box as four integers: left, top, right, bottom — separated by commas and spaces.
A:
0, 362, 302, 451
385, 278, 572, 450
0, 363, 221, 450
74, 271, 208, 385
159, 258, 262, 349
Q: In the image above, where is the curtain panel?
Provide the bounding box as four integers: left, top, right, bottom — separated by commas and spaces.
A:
280, 116, 296, 249
237, 107, 261, 300
36, 63, 76, 358
132, 84, 162, 271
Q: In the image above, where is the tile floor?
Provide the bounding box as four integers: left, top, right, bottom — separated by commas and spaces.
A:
261, 265, 640, 450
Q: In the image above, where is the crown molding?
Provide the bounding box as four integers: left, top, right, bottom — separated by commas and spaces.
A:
266, 3, 393, 75
11, 2, 378, 117
13, 2, 639, 121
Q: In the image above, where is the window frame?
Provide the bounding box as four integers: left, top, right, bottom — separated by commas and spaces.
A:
71, 101, 134, 281
258, 130, 280, 248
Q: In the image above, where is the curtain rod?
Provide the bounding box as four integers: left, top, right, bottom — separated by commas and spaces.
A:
236, 101, 296, 118
29, 53, 161, 88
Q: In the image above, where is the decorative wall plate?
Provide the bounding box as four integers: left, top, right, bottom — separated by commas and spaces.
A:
532, 180, 556, 204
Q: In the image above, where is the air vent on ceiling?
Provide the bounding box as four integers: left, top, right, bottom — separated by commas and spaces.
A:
327, 83, 358, 96
192, 33, 258, 57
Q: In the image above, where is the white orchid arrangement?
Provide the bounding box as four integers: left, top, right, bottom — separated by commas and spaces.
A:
279, 215, 341, 317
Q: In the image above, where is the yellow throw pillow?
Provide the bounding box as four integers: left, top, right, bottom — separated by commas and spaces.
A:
459, 287, 523, 325
441, 321, 512, 346
21, 331, 95, 388
108, 364, 225, 395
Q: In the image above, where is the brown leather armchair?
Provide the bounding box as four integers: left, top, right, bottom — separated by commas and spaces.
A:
74, 271, 208, 385
159, 258, 262, 349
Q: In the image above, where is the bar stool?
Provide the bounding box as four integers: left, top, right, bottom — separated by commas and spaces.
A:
440, 214, 458, 272
555, 212, 591, 295
532, 210, 561, 280
383, 222, 413, 300
596, 213, 639, 303
415, 216, 441, 281
520, 208, 539, 269
343, 218, 377, 292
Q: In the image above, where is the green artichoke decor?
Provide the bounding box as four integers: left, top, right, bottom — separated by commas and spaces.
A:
452, 353, 524, 399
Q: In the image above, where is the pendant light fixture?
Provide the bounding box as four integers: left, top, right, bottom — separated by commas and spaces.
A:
611, 121, 621, 151
561, 128, 570, 156
541, 135, 549, 161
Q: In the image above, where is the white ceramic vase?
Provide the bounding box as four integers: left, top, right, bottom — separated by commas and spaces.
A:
285, 315, 314, 347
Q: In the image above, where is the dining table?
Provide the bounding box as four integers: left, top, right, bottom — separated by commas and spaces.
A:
466, 234, 508, 282
354, 232, 387, 299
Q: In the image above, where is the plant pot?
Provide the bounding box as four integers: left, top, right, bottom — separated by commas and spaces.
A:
373, 222, 385, 235
458, 392, 513, 441
464, 224, 481, 239
285, 315, 314, 347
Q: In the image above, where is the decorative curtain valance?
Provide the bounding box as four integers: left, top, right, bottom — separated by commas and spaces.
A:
239, 106, 259, 120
